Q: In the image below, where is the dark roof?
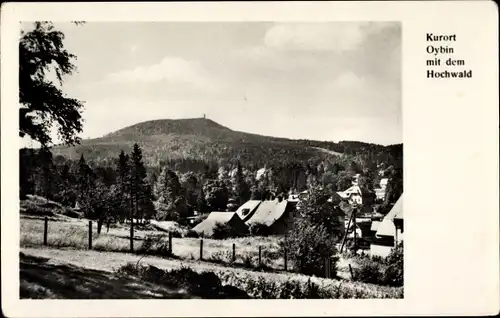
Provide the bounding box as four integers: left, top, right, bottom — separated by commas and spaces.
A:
192, 212, 246, 237
246, 199, 289, 227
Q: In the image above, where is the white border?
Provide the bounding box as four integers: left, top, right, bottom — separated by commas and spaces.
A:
2, 1, 499, 317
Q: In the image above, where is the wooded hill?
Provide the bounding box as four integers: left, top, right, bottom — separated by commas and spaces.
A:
51, 118, 401, 170
21, 118, 403, 224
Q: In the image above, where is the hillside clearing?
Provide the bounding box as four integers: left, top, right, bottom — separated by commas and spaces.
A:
313, 147, 344, 157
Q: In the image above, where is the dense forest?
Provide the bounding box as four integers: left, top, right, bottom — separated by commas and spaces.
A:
20, 119, 403, 229
51, 118, 402, 170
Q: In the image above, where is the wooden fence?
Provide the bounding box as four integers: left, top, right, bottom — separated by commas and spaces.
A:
41, 216, 335, 278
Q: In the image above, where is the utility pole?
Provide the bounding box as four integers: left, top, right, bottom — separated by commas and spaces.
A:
340, 211, 354, 253
353, 204, 357, 252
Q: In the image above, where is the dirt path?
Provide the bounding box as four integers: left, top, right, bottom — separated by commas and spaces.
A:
21, 247, 349, 285
20, 252, 197, 299
313, 147, 343, 157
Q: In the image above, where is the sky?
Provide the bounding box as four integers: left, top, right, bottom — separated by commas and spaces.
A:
22, 21, 401, 147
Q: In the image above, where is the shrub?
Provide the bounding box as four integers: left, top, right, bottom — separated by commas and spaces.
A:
170, 229, 183, 238
185, 229, 199, 238
117, 262, 403, 299
353, 259, 383, 285
280, 219, 338, 278
116, 263, 250, 299
383, 242, 403, 287
353, 242, 403, 287
249, 222, 271, 236
209, 251, 233, 264
212, 222, 239, 239
239, 252, 255, 268
137, 234, 172, 257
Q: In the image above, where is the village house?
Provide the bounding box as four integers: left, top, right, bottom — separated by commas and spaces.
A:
374, 178, 389, 201
370, 195, 403, 258
235, 197, 296, 234
192, 211, 248, 238
336, 184, 375, 214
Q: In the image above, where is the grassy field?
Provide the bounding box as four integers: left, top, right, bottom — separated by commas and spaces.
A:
20, 215, 365, 280
20, 212, 402, 298
21, 247, 403, 299
20, 216, 286, 270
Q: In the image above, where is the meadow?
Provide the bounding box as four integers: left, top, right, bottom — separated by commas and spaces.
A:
20, 216, 286, 271
19, 202, 400, 299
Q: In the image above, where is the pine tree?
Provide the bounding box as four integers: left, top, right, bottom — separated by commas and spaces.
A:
197, 186, 209, 213
35, 147, 56, 200
130, 143, 150, 224
155, 167, 184, 220
116, 150, 131, 222
233, 161, 251, 205
77, 154, 95, 217
55, 163, 76, 206
182, 172, 199, 213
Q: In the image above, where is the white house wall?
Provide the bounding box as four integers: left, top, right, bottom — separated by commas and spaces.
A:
370, 244, 393, 258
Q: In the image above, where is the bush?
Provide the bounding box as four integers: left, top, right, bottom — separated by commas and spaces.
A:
185, 229, 200, 238
239, 253, 254, 268
212, 222, 240, 239
353, 259, 384, 285
170, 229, 183, 238
280, 219, 338, 278
249, 222, 271, 236
137, 234, 172, 257
383, 242, 403, 287
116, 263, 250, 299
209, 251, 233, 264
353, 242, 403, 287
117, 262, 403, 299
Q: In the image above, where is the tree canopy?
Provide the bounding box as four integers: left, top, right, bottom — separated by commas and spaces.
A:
19, 21, 84, 146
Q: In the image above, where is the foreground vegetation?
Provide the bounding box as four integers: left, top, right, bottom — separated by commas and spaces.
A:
21, 248, 403, 299
20, 216, 286, 271
20, 252, 197, 299
118, 262, 403, 299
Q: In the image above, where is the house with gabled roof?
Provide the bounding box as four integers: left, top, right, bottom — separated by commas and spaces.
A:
370, 195, 403, 258
245, 198, 295, 234
336, 184, 375, 214
235, 200, 262, 222
192, 211, 248, 238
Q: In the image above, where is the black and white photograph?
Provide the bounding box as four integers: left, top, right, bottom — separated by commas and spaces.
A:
17, 21, 404, 299
3, 1, 500, 317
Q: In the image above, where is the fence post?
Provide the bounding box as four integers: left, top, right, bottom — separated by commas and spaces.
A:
200, 239, 203, 260
88, 221, 92, 250
43, 217, 48, 246
232, 243, 236, 263
284, 248, 287, 271
169, 232, 173, 253
349, 264, 355, 280
258, 246, 262, 266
